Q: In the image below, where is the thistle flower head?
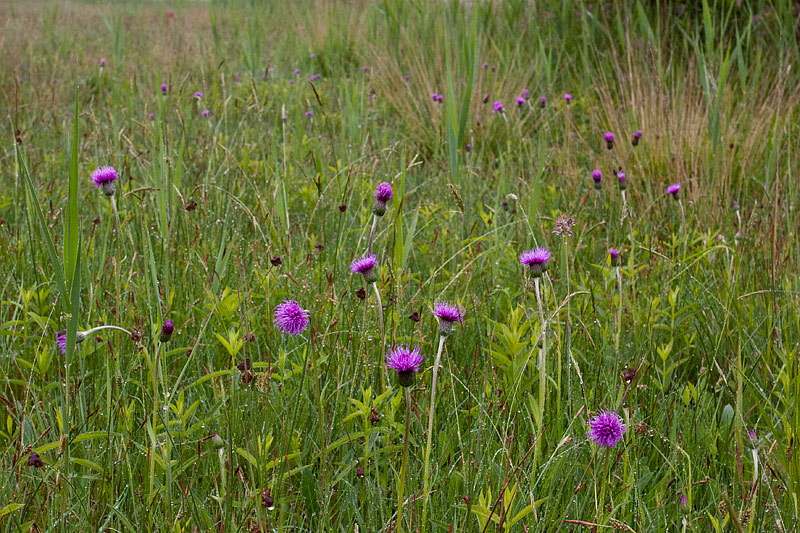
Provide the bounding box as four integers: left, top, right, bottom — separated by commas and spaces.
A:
55, 329, 87, 355
520, 247, 551, 277
273, 300, 310, 336
591, 169, 602, 190
482, 93, 490, 104
665, 183, 681, 198
588, 409, 626, 448
91, 166, 119, 196
521, 89, 529, 99
374, 182, 393, 203
161, 83, 167, 95
305, 110, 313, 117
617, 171, 627, 190
201, 109, 211, 117
159, 319, 174, 343
539, 96, 547, 108
564, 93, 572, 103
604, 132, 615, 149
434, 302, 464, 336
492, 100, 504, 113
385, 345, 425, 387
516, 97, 526, 107
350, 254, 378, 283
100, 58, 106, 67
193, 91, 203, 99
609, 248, 620, 266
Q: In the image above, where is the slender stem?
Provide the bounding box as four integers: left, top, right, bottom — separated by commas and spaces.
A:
372, 282, 386, 392
678, 199, 686, 226
421, 335, 446, 528
372, 282, 384, 333
367, 214, 378, 254
562, 242, 571, 417
534, 278, 546, 424
597, 449, 610, 521
615, 266, 622, 356
83, 325, 132, 337
397, 387, 412, 533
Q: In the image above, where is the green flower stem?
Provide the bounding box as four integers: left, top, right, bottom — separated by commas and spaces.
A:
397, 387, 412, 533
421, 335, 446, 528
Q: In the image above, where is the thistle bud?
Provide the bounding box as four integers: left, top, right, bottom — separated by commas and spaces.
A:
159, 319, 174, 343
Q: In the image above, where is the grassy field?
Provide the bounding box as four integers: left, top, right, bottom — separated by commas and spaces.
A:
2, 0, 800, 531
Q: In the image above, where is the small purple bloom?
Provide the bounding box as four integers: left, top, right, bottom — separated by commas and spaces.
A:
465, 143, 471, 152
374, 182, 393, 203
267, 67, 274, 74
149, 113, 155, 120
492, 100, 504, 113
161, 83, 168, 95
318, 134, 323, 140
588, 409, 626, 448
294, 68, 301, 74
520, 247, 551, 276
665, 183, 681, 198
540, 96, 547, 108
361, 66, 369, 72
431, 93, 443, 102
159, 319, 174, 342
305, 110, 313, 117
609, 248, 620, 266
91, 166, 118, 190
56, 330, 67, 355
617, 171, 627, 190
385, 345, 425, 387
748, 428, 757, 441
201, 109, 211, 117
434, 302, 464, 336
482, 62, 489, 69
281, 115, 288, 121
591, 169, 602, 190
564, 93, 572, 104
350, 254, 378, 283
403, 74, 410, 82
632, 129, 643, 146
273, 300, 310, 336
521, 89, 529, 99
516, 97, 526, 107
483, 93, 490, 104
193, 91, 203, 99
604, 132, 615, 149
288, 79, 294, 84
100, 58, 106, 67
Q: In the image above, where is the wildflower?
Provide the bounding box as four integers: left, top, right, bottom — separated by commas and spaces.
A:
604, 132, 615, 149
679, 494, 689, 512
385, 345, 425, 388
193, 91, 203, 99
588, 409, 626, 448
516, 97, 526, 108
372, 182, 393, 217
159, 319, 174, 343
564, 93, 572, 104
519, 247, 551, 277
403, 74, 410, 82
552, 214, 575, 236
91, 166, 119, 197
294, 68, 301, 74
748, 428, 757, 442
433, 302, 464, 337
665, 183, 681, 199
305, 110, 313, 117
201, 109, 211, 117
431, 93, 443, 103
617, 171, 627, 190
361, 66, 368, 72
273, 300, 310, 336
482, 93, 490, 104
465, 143, 471, 152
350, 254, 378, 284
99, 58, 106, 67
149, 113, 154, 120
492, 100, 504, 114
540, 96, 547, 108
482, 62, 488, 69
288, 79, 294, 84
161, 83, 167, 95
521, 89, 529, 100
211, 432, 225, 450
267, 67, 274, 74
609, 248, 620, 267
591, 169, 602, 190
56, 329, 87, 355
632, 129, 643, 147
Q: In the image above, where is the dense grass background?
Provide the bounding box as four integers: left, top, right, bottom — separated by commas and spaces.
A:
2, 0, 800, 531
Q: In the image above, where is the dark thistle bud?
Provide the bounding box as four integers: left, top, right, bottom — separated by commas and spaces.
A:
632, 130, 643, 147
159, 319, 174, 343
604, 132, 615, 150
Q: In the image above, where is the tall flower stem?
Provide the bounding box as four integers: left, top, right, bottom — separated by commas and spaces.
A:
372, 282, 386, 391
615, 266, 623, 356
597, 449, 611, 522
366, 214, 379, 254
561, 243, 570, 415
372, 282, 384, 335
421, 335, 446, 527
534, 278, 547, 424
397, 387, 413, 533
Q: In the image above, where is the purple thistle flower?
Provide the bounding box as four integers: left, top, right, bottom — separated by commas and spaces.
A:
748, 428, 757, 441
159, 319, 174, 342
588, 409, 626, 448
350, 254, 378, 284
288, 79, 294, 84
465, 143, 471, 152
373, 182, 393, 216
521, 89, 529, 100
492, 100, 504, 114
100, 58, 106, 67
385, 345, 425, 387
609, 248, 620, 266
632, 129, 643, 146
564, 93, 572, 104
516, 97, 526, 108
305, 110, 313, 117
294, 68, 301, 74
193, 91, 203, 99
434, 302, 464, 336
617, 171, 627, 190
281, 115, 287, 121
267, 67, 274, 74
91, 166, 119, 196
665, 183, 681, 199
273, 300, 310, 336
361, 66, 369, 72
149, 113, 155, 120
679, 493, 689, 511
201, 109, 211, 117
55, 329, 87, 354
403, 74, 410, 82
520, 247, 551, 277
591, 169, 602, 190
482, 62, 489, 69
604, 132, 615, 149
431, 93, 443, 102
539, 96, 547, 108
161, 83, 167, 95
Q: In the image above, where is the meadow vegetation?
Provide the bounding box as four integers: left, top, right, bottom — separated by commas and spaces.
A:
2, 0, 800, 531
